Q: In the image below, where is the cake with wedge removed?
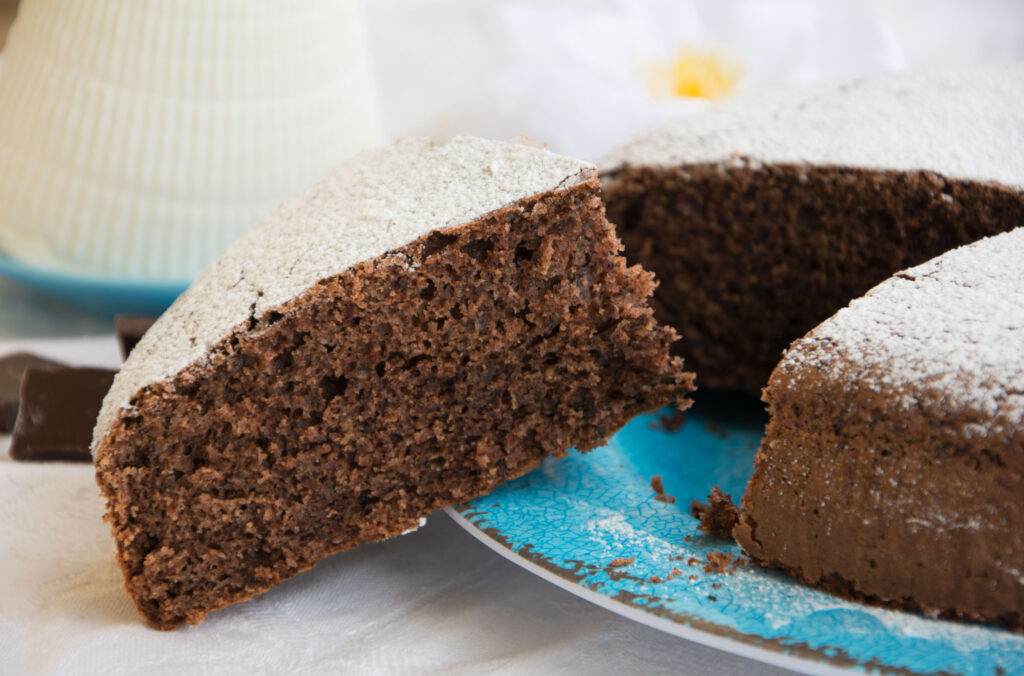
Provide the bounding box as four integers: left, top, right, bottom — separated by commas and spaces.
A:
601, 66, 1024, 394
735, 228, 1024, 630
92, 137, 694, 629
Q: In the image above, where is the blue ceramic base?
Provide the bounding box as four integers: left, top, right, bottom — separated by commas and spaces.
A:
0, 253, 188, 318
449, 394, 1023, 675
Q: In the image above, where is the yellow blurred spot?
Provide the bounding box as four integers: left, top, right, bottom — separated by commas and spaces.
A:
647, 47, 742, 100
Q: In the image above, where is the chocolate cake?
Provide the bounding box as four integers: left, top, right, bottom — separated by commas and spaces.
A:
91, 137, 694, 629
601, 66, 1024, 393
734, 228, 1024, 629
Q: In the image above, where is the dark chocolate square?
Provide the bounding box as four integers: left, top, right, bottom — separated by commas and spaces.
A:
0, 352, 66, 432
9, 366, 117, 462
115, 315, 157, 360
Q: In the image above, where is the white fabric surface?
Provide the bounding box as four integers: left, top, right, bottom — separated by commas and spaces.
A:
3, 1, 1024, 673
0, 457, 794, 675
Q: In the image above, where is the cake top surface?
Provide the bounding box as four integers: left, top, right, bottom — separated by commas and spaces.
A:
92, 136, 594, 450
601, 66, 1024, 189
781, 227, 1024, 435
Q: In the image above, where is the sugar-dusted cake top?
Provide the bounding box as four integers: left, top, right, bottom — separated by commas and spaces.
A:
93, 137, 595, 449
779, 227, 1024, 439
601, 66, 1024, 189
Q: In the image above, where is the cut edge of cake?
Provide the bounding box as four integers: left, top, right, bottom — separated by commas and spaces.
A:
598, 65, 1024, 393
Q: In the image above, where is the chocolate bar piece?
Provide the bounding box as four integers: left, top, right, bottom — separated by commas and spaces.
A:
9, 366, 117, 462
115, 315, 157, 360
0, 352, 65, 432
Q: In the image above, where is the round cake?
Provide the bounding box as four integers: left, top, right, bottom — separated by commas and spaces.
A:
601, 65, 1024, 393
91, 136, 694, 629
734, 228, 1024, 629
0, 0, 383, 280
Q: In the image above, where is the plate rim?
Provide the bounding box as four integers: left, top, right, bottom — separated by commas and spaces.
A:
0, 251, 191, 293
446, 505, 852, 676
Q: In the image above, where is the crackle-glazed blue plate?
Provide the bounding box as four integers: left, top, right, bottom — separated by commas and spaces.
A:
447, 393, 1023, 675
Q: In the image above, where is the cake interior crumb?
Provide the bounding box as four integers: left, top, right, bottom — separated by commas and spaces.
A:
650, 475, 677, 504
690, 485, 740, 535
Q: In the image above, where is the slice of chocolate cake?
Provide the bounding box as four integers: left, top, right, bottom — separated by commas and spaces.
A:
734, 228, 1024, 629
92, 137, 694, 629
601, 66, 1024, 393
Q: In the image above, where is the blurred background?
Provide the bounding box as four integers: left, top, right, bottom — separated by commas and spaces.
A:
1, 0, 1023, 337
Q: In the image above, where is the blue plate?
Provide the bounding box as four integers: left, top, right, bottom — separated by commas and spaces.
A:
0, 252, 189, 318
448, 394, 1023, 675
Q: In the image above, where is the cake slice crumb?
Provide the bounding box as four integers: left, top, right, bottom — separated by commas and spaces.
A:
650, 475, 677, 504
651, 407, 688, 432
702, 551, 747, 575
690, 486, 740, 535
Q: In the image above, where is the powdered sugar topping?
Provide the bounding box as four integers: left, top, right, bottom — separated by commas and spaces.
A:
782, 228, 1024, 436
601, 66, 1024, 190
